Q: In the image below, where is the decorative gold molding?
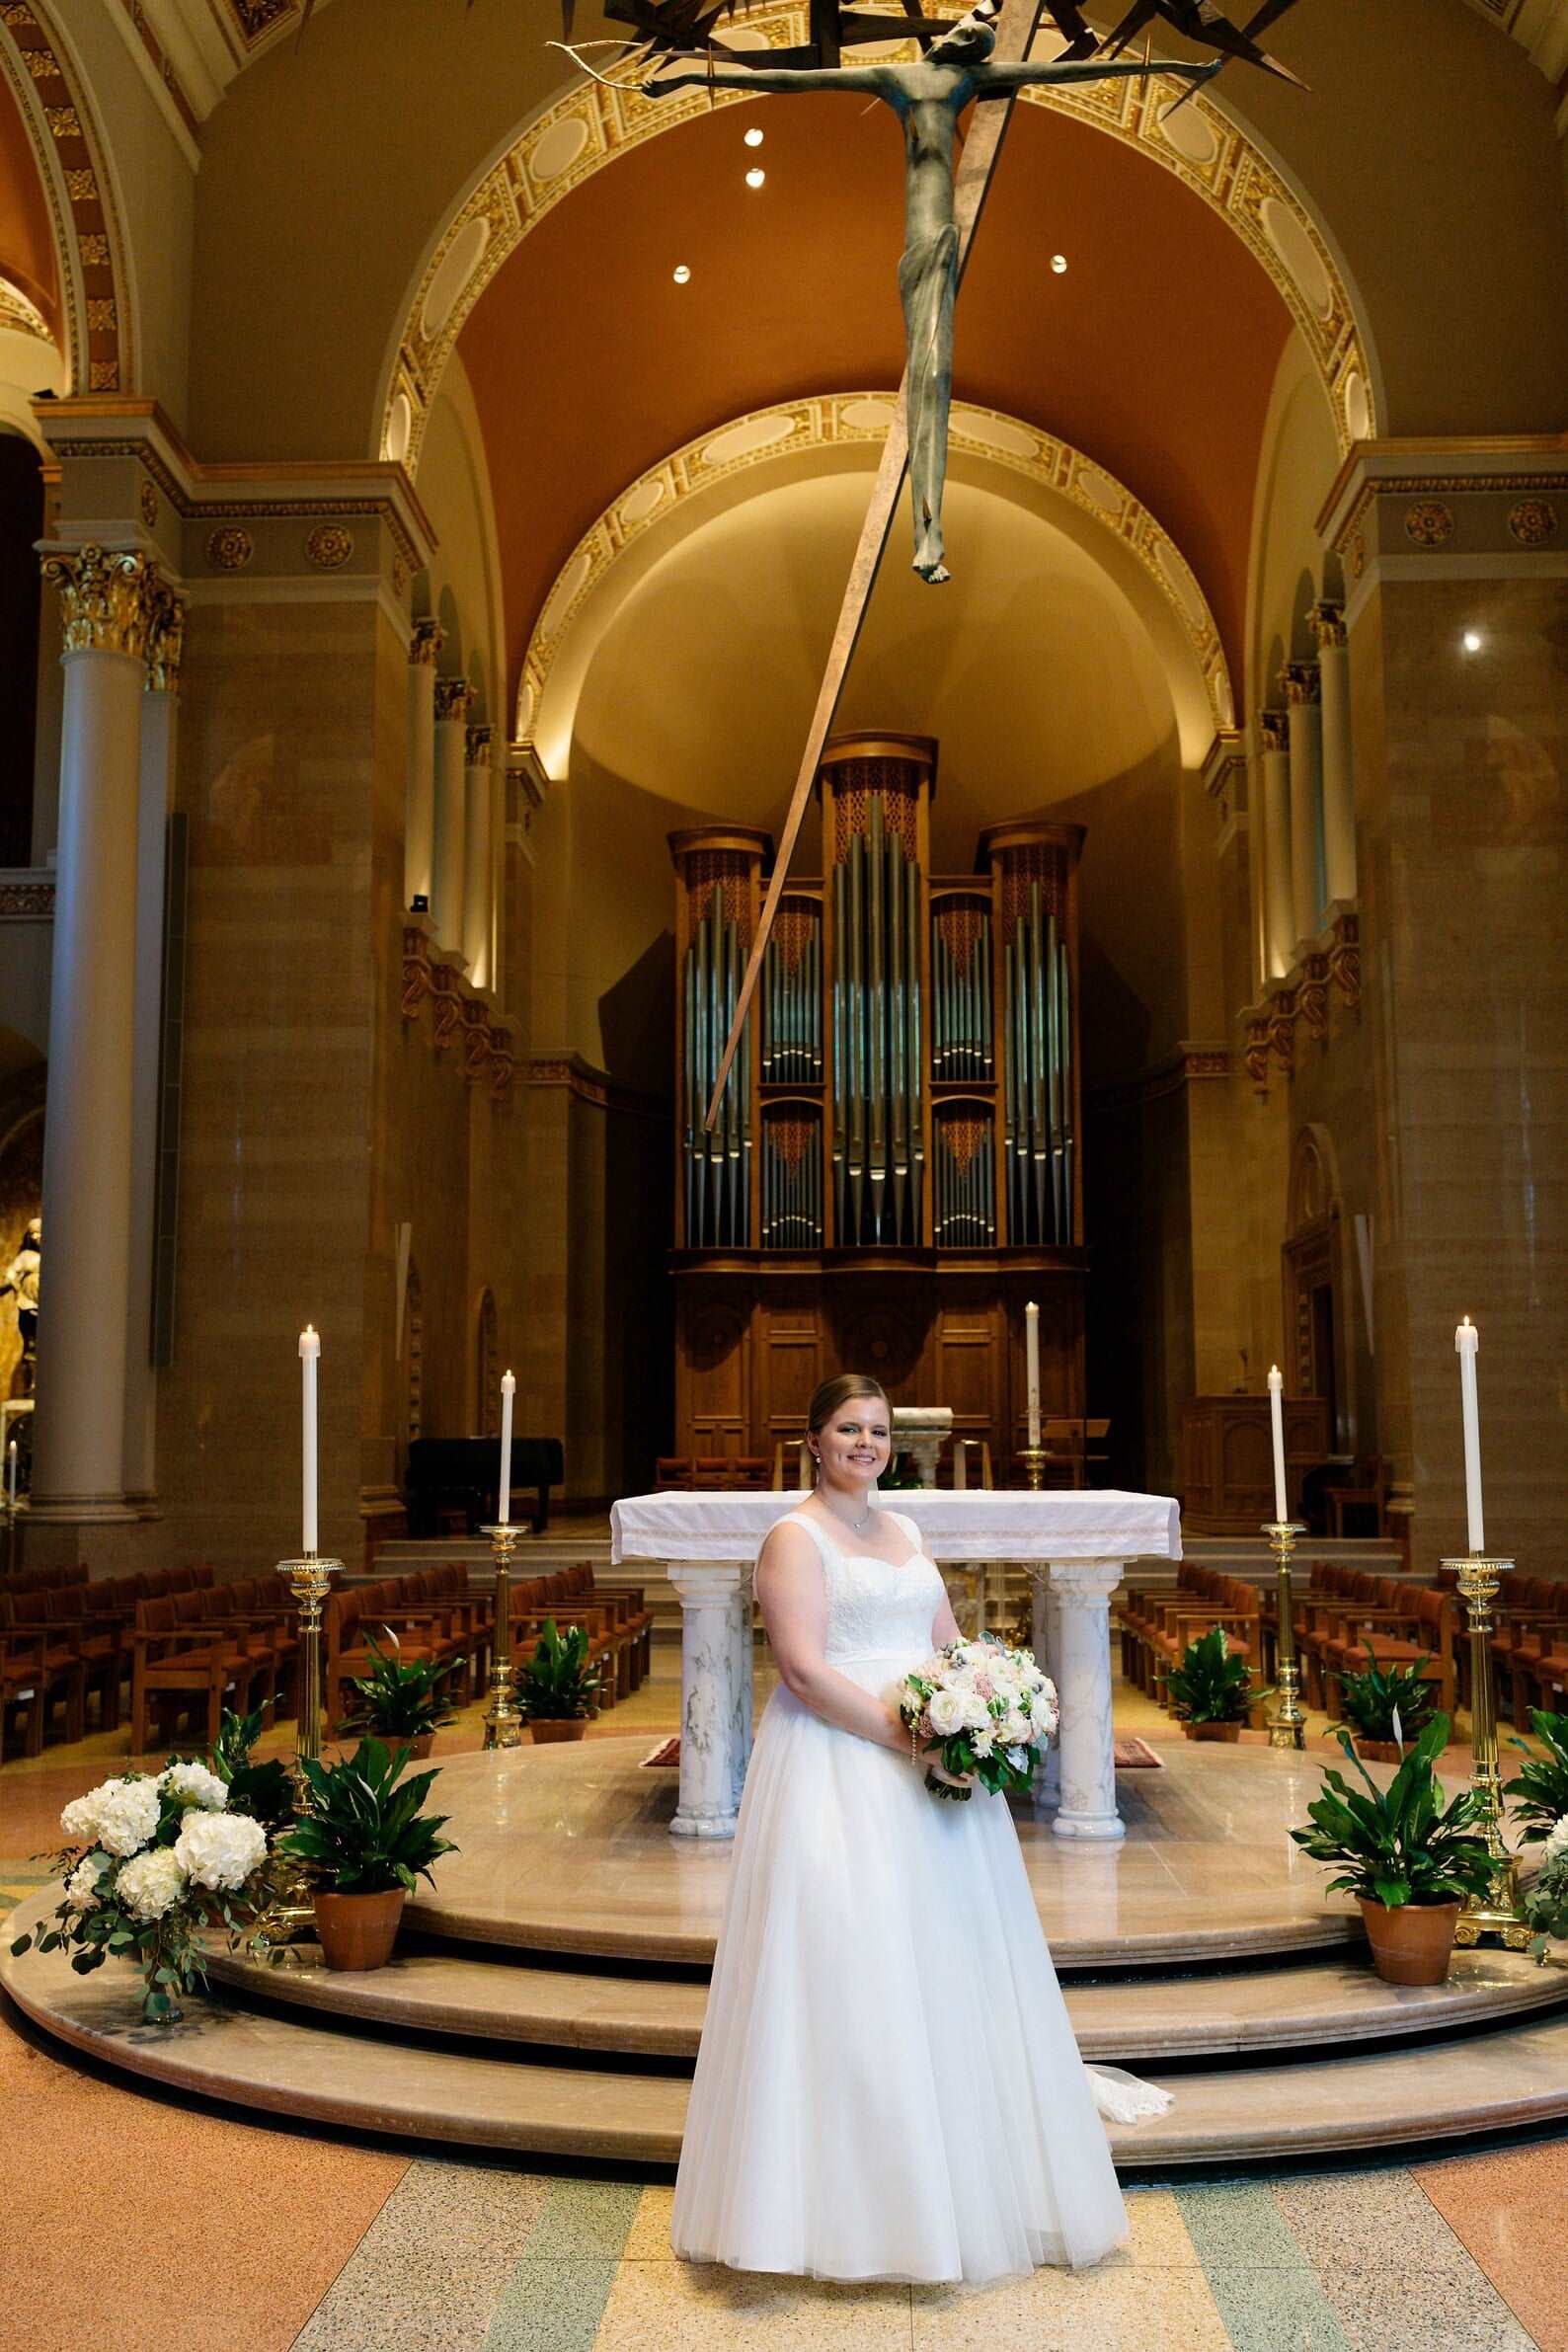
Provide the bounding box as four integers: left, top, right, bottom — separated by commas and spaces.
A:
1508, 497, 1558, 545
409, 617, 444, 666
1404, 499, 1454, 547
206, 524, 253, 571
465, 722, 493, 765
1306, 599, 1345, 651
0, 3, 130, 393
522, 1052, 664, 1121
1280, 662, 1320, 707
305, 522, 353, 571
433, 677, 475, 725
1259, 708, 1289, 754
143, 578, 186, 694
1328, 906, 1361, 1008
41, 542, 160, 658
1267, 985, 1296, 1077
0, 880, 54, 918
1296, 951, 1329, 1041
401, 922, 431, 1020
401, 916, 517, 1104
381, 7, 1374, 480
0, 274, 51, 346
1242, 1010, 1271, 1096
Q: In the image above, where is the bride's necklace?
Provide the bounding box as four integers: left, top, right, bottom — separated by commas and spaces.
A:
823, 1494, 873, 1539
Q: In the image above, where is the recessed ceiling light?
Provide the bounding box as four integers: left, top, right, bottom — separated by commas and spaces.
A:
1050, 253, 1067, 274
744, 126, 764, 147
672, 264, 691, 284
1462, 629, 1482, 653
745, 166, 765, 189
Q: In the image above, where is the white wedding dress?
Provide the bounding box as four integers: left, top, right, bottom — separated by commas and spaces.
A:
671, 1507, 1170, 2286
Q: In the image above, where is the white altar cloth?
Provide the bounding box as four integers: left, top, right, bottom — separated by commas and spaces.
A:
612, 1487, 1182, 1842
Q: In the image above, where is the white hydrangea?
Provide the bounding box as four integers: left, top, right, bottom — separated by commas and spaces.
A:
158, 1761, 228, 1813
64, 1855, 104, 1915
62, 1775, 162, 1857
114, 1846, 187, 1922
173, 1809, 268, 1893
1543, 1815, 1568, 1865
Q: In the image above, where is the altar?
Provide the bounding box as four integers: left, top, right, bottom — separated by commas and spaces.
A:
609, 1487, 1182, 1842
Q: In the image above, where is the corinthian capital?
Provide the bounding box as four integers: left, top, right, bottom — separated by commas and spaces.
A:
410, 617, 445, 667
433, 677, 475, 724
42, 543, 162, 661
144, 577, 187, 695
465, 723, 494, 766
1280, 662, 1321, 708
1307, 600, 1346, 652
1259, 708, 1290, 755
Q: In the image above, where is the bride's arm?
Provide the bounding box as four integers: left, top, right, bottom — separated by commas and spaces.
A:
756, 1524, 910, 1756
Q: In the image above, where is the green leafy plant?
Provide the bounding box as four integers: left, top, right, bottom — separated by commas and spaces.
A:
339, 1632, 458, 1744
513, 1617, 600, 1722
1166, 1625, 1260, 1726
1290, 1714, 1497, 1910
1504, 1710, 1568, 1845
204, 1704, 297, 1834
276, 1737, 457, 1897
1333, 1647, 1438, 1745
1522, 1821, 1568, 1958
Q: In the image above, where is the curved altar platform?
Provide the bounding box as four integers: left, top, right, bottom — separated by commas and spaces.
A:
6, 1734, 1568, 2171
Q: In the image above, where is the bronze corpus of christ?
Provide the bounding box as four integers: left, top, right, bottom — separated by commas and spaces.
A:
644, 6, 1219, 582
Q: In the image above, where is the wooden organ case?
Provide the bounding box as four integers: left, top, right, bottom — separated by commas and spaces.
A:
670, 735, 1087, 1479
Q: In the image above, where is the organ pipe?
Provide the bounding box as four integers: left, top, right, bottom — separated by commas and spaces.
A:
681, 892, 750, 1247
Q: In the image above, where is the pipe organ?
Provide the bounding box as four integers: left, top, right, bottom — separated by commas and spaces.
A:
670, 740, 1087, 1475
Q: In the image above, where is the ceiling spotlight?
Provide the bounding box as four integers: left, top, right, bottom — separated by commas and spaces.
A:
744, 125, 764, 147
1050, 253, 1067, 274
745, 166, 766, 189
1461, 629, 1482, 653
672, 264, 691, 284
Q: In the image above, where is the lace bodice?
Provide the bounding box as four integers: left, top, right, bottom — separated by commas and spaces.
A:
782, 1508, 947, 1664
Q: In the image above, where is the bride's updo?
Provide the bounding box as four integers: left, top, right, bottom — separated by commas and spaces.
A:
806, 1373, 891, 1438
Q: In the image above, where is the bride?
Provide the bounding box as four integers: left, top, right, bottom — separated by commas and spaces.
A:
671, 1372, 1170, 2286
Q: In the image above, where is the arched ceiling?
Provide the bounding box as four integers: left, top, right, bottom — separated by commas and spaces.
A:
0, 68, 60, 339
458, 83, 1292, 707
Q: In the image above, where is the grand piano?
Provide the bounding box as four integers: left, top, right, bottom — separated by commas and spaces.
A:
403, 1437, 564, 1537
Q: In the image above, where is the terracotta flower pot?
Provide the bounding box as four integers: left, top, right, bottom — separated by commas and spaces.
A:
528, 1717, 589, 1744
313, 1886, 406, 1973
1353, 1738, 1402, 1764
1182, 1720, 1243, 1742
402, 1733, 435, 1761
1357, 1896, 1460, 1986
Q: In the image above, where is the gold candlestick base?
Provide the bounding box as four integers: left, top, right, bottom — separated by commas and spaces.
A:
482, 1523, 525, 1752
1447, 1553, 1530, 1951
254, 1549, 343, 1949
1264, 1520, 1307, 1752
1017, 1447, 1049, 1492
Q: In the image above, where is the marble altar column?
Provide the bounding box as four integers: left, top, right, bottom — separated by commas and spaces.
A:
121, 583, 185, 1509
431, 677, 473, 960
1309, 601, 1356, 907
404, 619, 442, 911
668, 1562, 751, 1837
1046, 1560, 1126, 1841
1258, 710, 1294, 981
1282, 663, 1324, 957
31, 547, 162, 1521
1028, 1569, 1063, 1809
462, 722, 493, 987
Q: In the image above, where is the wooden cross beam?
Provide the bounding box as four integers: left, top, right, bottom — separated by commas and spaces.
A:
703, 0, 1049, 1131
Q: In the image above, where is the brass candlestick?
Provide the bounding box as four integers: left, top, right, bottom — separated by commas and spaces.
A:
1264, 1520, 1307, 1751
1448, 1552, 1529, 1950
482, 1521, 524, 1751
255, 1548, 342, 1947
1017, 1447, 1048, 1491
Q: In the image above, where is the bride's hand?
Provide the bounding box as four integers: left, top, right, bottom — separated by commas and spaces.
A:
925, 1760, 977, 1791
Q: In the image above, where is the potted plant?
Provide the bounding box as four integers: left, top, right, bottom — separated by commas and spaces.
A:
1334, 1646, 1437, 1764
339, 1631, 458, 1760
1290, 1713, 1496, 1984
514, 1617, 599, 1742
1521, 1816, 1568, 1960
1504, 1709, 1568, 1844
278, 1737, 456, 1972
1166, 1625, 1259, 1741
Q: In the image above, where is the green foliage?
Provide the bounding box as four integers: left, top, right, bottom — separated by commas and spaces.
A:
1290, 1714, 1497, 1911
1333, 1646, 1438, 1745
1503, 1710, 1568, 1845
1522, 1840, 1568, 1958
204, 1705, 296, 1834
339, 1632, 458, 1743
277, 1737, 457, 1897
513, 1617, 600, 1722
1166, 1624, 1258, 1726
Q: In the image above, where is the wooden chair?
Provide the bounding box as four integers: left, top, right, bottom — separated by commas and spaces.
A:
656, 1457, 694, 1490
509, 1576, 617, 1713
1327, 1457, 1390, 1539
0, 1626, 86, 1760
1322, 1583, 1456, 1719
565, 1562, 652, 1691
128, 1596, 267, 1756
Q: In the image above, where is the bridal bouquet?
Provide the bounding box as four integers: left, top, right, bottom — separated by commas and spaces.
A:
899, 1636, 1059, 1802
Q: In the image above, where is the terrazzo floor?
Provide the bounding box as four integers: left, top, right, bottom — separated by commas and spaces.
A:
2, 1641, 1564, 2352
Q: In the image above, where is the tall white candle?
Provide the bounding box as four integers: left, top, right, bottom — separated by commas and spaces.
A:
1024, 1301, 1042, 1450
498, 1369, 515, 1528
1455, 1317, 1484, 1553
299, 1325, 320, 1555
1267, 1365, 1289, 1524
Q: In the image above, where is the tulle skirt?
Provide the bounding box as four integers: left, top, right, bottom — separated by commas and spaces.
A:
671, 1653, 1166, 2285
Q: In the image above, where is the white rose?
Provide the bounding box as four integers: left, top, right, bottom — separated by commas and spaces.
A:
86, 1778, 162, 1858
174, 1810, 268, 1893
64, 1855, 104, 1915
159, 1762, 228, 1813
972, 1726, 995, 1759
927, 1687, 967, 1737
1544, 1815, 1568, 1865
961, 1690, 991, 1731
1001, 1710, 1032, 1747
114, 1847, 187, 1922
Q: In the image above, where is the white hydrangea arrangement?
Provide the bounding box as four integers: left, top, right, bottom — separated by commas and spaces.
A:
899, 1636, 1059, 1802
1523, 1812, 1568, 1959
11, 1737, 279, 2023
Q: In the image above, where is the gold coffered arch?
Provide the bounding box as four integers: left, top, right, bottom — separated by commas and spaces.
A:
375, 6, 1379, 482
516, 390, 1234, 775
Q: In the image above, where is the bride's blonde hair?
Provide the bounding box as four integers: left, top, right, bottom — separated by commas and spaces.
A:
806, 1375, 891, 1476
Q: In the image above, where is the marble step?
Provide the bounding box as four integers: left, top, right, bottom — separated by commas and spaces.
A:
202, 1938, 1568, 2065
7, 1896, 1568, 2169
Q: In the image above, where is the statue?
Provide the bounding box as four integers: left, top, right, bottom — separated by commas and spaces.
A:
1, 1215, 40, 1394
645, 6, 1219, 582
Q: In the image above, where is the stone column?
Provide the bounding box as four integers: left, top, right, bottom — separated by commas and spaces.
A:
121, 582, 185, 1509
404, 618, 442, 912
1046, 1560, 1126, 1841
462, 722, 494, 987
31, 546, 163, 1522
730, 1569, 755, 1812
1028, 1568, 1063, 1809
1258, 709, 1294, 980
1309, 601, 1356, 906
668, 1561, 750, 1837
431, 677, 473, 960
1281, 663, 1324, 958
